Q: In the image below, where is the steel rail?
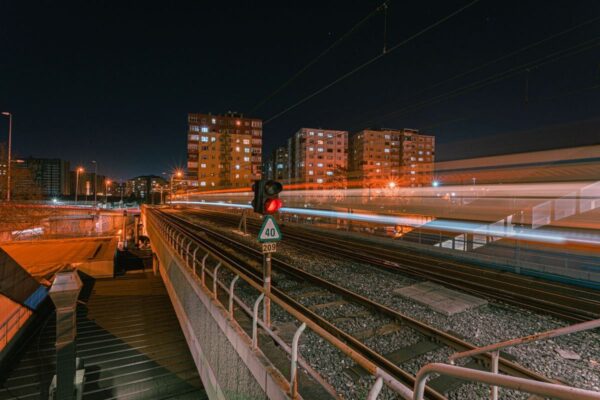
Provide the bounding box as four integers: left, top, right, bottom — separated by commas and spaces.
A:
157, 209, 559, 386
182, 207, 600, 322
151, 209, 446, 400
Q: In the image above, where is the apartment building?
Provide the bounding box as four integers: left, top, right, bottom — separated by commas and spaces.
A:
187, 112, 262, 189
287, 128, 348, 188
350, 128, 435, 187
263, 146, 289, 181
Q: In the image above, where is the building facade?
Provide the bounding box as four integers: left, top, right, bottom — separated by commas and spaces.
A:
127, 175, 168, 200
350, 128, 435, 187
187, 112, 262, 189
263, 146, 289, 181
287, 128, 348, 188
22, 158, 71, 197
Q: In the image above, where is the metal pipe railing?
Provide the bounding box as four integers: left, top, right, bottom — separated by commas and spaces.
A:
414, 363, 600, 400
147, 211, 414, 399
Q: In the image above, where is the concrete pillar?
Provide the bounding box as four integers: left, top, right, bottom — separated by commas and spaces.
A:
48, 267, 83, 400
466, 233, 474, 251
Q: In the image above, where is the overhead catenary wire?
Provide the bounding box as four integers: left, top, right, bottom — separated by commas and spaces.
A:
249, 1, 389, 114
357, 36, 600, 126
345, 14, 600, 129
263, 0, 481, 125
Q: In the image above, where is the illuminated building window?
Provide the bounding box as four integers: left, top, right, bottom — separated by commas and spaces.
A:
411, 171, 416, 174
211, 118, 216, 124
244, 148, 250, 153
418, 157, 423, 161
189, 134, 199, 141
243, 139, 250, 144
200, 181, 206, 186
235, 165, 240, 170
317, 148, 324, 152
309, 131, 314, 136
419, 150, 423, 155
317, 132, 323, 137
309, 147, 314, 152
316, 178, 324, 183
244, 157, 250, 162
317, 163, 323, 167
201, 136, 209, 142
308, 170, 314, 175
200, 163, 206, 168
326, 171, 333, 176
327, 133, 333, 138
236, 120, 241, 126
201, 127, 209, 133
317, 140, 323, 144
235, 174, 240, 179
384, 148, 390, 153
235, 146, 240, 152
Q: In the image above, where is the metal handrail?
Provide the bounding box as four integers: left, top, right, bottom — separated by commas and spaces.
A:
147, 210, 413, 399
0, 306, 30, 350
449, 318, 600, 400
449, 318, 600, 362
414, 363, 600, 400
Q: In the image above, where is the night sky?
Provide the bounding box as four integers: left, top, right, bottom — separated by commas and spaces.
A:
1, 0, 599, 180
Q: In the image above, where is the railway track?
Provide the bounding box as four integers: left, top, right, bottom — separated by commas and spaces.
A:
178, 207, 600, 323
151, 208, 564, 399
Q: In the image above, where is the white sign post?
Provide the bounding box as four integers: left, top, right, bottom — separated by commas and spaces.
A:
257, 216, 281, 328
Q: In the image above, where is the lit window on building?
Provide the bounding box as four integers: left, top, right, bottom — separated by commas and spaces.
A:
235, 165, 240, 170
244, 148, 250, 153
189, 134, 199, 141
317, 148, 324, 152
201, 136, 209, 142
316, 178, 324, 183
200, 181, 206, 186
211, 137, 216, 142
309, 131, 314, 136
317, 132, 323, 137
308, 170, 314, 175
235, 146, 240, 152
244, 157, 250, 162
201, 127, 209, 133
326, 171, 333, 176
384, 148, 390, 153
236, 120, 241, 126
191, 126, 200, 132
243, 139, 250, 144
200, 163, 206, 168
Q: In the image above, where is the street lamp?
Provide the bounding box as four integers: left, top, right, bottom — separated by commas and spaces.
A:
105, 179, 111, 204
75, 167, 84, 203
91, 160, 98, 206
1, 112, 12, 201
170, 170, 183, 205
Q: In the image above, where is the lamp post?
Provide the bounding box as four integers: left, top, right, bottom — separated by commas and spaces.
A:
105, 179, 111, 204
1, 112, 12, 201
91, 160, 98, 206
75, 167, 84, 203
170, 170, 183, 205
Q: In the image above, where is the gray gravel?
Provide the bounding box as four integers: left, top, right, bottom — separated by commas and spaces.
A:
181, 211, 600, 399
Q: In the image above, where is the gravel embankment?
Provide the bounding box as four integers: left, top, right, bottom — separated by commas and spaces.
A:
183, 213, 600, 399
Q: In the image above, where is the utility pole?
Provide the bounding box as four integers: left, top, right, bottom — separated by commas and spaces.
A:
1, 112, 12, 201
92, 160, 98, 206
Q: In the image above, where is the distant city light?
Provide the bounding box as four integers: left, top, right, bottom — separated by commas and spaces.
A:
432, 180, 440, 187
388, 181, 396, 189
52, 198, 58, 203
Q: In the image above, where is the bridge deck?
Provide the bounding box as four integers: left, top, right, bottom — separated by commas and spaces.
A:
0, 271, 206, 400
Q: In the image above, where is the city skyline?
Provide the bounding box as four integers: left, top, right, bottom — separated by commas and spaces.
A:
2, 1, 600, 178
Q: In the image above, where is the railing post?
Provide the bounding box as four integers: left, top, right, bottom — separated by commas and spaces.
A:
228, 275, 240, 318
491, 350, 499, 400
212, 262, 222, 298
290, 322, 307, 399
185, 241, 192, 266
366, 376, 384, 400
252, 293, 265, 350
201, 253, 209, 286
192, 246, 200, 275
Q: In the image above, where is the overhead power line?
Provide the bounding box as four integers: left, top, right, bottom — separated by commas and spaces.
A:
263, 0, 481, 125
361, 36, 600, 125
249, 1, 388, 114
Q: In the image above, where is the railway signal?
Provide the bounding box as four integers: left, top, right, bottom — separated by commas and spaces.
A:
251, 179, 283, 215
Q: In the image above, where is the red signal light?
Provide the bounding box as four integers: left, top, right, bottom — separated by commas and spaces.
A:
264, 198, 282, 214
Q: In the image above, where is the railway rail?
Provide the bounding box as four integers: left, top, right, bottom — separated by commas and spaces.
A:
151, 208, 568, 399
177, 207, 600, 323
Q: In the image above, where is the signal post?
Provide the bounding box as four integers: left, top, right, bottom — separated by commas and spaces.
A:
252, 179, 283, 328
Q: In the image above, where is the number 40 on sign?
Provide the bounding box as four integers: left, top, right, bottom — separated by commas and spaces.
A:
258, 215, 282, 243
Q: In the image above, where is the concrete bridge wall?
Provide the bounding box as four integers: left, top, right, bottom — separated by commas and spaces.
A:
144, 212, 291, 400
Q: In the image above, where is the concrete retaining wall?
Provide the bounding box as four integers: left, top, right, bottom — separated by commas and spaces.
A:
147, 217, 291, 400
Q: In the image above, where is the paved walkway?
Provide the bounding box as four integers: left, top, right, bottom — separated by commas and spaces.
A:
0, 271, 206, 400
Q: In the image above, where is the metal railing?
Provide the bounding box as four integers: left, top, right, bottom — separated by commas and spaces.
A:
147, 210, 415, 400
0, 305, 32, 351
447, 318, 600, 400
148, 209, 600, 400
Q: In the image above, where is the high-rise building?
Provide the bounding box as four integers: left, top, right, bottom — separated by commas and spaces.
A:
287, 128, 348, 188
264, 146, 289, 181
187, 112, 262, 189
350, 128, 435, 187
21, 158, 71, 197
127, 175, 168, 200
